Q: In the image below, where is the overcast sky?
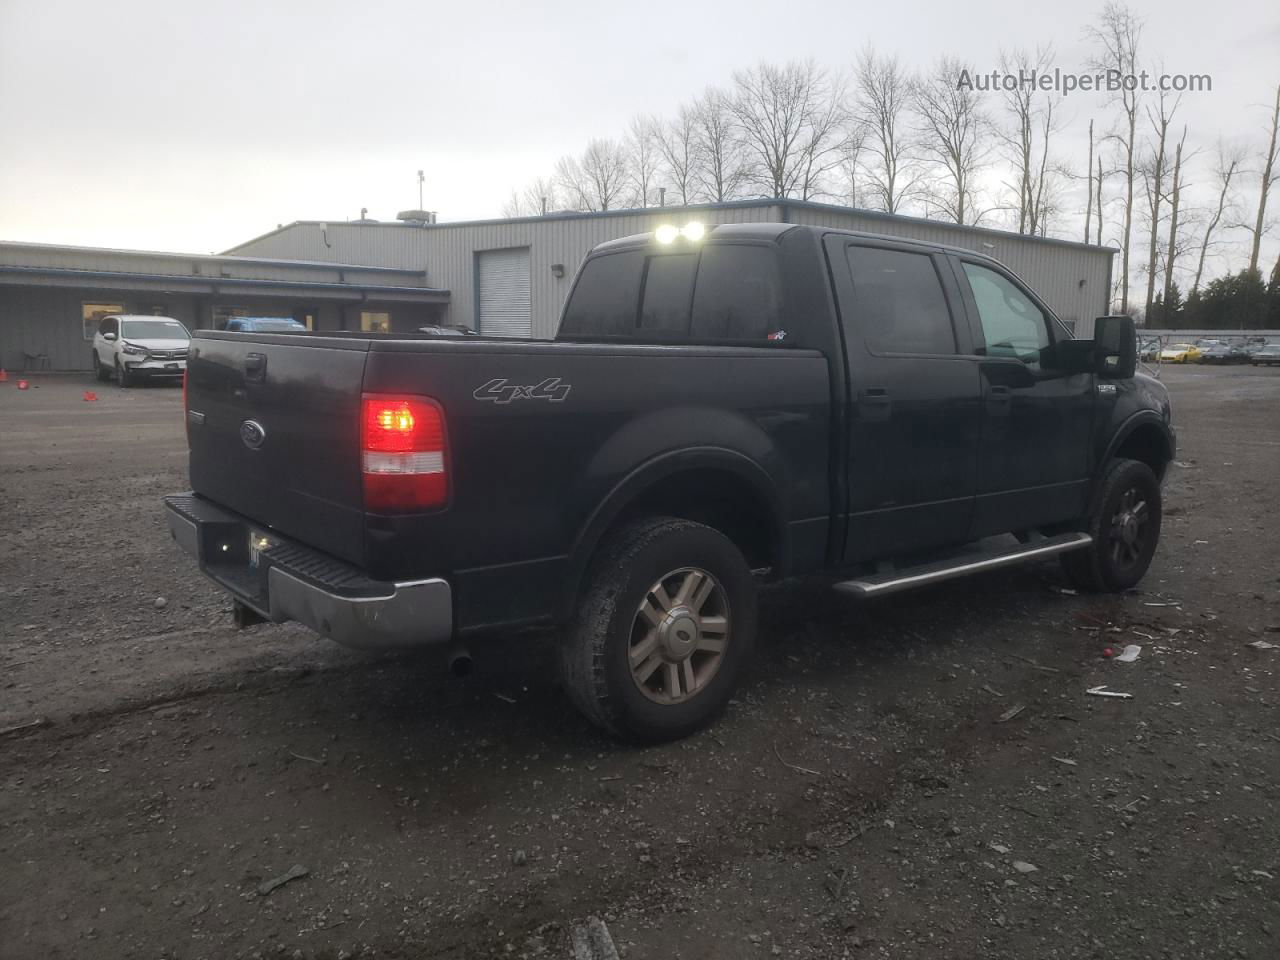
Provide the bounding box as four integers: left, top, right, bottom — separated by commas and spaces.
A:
1, 0, 1277, 279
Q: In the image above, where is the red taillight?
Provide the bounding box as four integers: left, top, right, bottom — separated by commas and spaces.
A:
361, 394, 449, 512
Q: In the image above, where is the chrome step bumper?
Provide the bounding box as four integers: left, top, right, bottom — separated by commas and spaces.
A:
834, 532, 1092, 598
163, 493, 453, 650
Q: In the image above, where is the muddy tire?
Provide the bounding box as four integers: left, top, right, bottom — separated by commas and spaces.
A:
94, 353, 110, 381
1062, 458, 1162, 592
559, 517, 756, 742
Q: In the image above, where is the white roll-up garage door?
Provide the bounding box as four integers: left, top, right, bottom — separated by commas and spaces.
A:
477, 247, 532, 337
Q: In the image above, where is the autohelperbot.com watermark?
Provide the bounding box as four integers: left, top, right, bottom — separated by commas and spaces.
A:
958, 68, 1212, 97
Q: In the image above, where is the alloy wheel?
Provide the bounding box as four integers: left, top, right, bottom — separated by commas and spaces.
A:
628, 567, 730, 704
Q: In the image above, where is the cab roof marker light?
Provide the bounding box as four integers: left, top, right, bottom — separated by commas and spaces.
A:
681, 222, 706, 241
654, 224, 679, 244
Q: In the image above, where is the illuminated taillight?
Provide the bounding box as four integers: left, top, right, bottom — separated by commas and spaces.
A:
361, 394, 449, 512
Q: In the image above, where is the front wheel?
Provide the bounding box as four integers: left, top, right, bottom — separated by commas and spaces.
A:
1062, 458, 1162, 592
558, 517, 757, 742
115, 359, 132, 387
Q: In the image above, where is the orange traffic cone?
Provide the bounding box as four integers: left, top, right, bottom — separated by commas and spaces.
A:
83, 390, 98, 402
0, 368, 8, 382
17, 379, 30, 390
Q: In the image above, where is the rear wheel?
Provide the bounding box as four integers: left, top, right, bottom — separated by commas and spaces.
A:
1062, 458, 1162, 592
559, 517, 756, 742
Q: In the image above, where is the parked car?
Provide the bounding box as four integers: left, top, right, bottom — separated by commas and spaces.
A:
223, 317, 308, 333
1159, 342, 1202, 363
1197, 342, 1251, 364
163, 223, 1175, 741
1251, 343, 1280, 366
1138, 336, 1162, 362
92, 315, 191, 386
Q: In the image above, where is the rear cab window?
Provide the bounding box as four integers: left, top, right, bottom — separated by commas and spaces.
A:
559, 243, 785, 342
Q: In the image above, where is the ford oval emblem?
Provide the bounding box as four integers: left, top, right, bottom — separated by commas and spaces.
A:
239, 419, 267, 450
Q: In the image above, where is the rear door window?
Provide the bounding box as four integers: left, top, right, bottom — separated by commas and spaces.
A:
846, 246, 957, 355
559, 251, 645, 337
691, 245, 783, 340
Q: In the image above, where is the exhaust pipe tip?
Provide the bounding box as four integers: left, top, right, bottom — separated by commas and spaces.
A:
447, 650, 473, 679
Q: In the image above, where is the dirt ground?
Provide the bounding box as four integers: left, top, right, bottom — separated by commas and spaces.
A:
2, 366, 1278, 960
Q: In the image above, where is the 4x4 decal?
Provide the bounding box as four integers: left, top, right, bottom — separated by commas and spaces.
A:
473, 377, 572, 404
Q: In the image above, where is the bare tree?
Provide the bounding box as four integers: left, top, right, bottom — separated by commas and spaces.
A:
1192, 141, 1245, 292
1162, 127, 1189, 312
1242, 82, 1280, 276
913, 57, 990, 224
853, 48, 918, 213
796, 72, 851, 201
1142, 85, 1180, 318
624, 115, 661, 208
1086, 1, 1144, 312
996, 47, 1063, 236
555, 139, 631, 212
837, 123, 869, 207
731, 60, 845, 200
1085, 119, 1095, 243
654, 105, 701, 206
501, 176, 562, 217
692, 87, 745, 202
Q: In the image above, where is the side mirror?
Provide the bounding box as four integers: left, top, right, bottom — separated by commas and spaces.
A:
1094, 315, 1137, 378
104, 331, 118, 342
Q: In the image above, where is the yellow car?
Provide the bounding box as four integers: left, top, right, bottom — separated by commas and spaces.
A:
1159, 342, 1202, 363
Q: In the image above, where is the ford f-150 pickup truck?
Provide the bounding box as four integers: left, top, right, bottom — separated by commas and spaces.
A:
164, 223, 1174, 740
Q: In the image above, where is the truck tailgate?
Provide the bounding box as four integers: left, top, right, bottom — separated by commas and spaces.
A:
185, 333, 369, 565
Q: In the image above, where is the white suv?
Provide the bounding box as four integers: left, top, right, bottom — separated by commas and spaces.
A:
92, 315, 191, 386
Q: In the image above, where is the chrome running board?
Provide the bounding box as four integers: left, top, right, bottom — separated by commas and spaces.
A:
834, 532, 1092, 598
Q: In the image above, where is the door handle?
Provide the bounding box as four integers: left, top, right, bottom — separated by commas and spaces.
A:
858, 387, 892, 421
987, 384, 1012, 415
244, 352, 267, 383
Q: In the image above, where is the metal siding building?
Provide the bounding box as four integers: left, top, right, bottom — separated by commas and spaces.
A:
0, 241, 449, 371
228, 201, 1115, 339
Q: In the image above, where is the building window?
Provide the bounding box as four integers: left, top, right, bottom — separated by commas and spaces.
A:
83, 302, 124, 340
360, 311, 391, 333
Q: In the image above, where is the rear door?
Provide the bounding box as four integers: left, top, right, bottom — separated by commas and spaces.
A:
185, 333, 370, 564
827, 237, 984, 562
950, 256, 1094, 535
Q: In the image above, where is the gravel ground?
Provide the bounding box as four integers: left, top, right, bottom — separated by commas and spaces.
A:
1, 366, 1278, 960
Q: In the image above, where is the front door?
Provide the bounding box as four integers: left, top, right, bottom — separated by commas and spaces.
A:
828, 238, 985, 563
950, 257, 1095, 536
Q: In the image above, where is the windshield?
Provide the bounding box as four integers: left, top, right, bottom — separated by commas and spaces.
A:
121, 319, 189, 340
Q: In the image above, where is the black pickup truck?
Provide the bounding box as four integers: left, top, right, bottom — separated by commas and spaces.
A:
164, 223, 1174, 740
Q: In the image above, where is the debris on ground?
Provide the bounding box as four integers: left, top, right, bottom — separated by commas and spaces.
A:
1012, 861, 1039, 874
1085, 686, 1133, 699
153, 597, 167, 610
257, 864, 309, 897
1246, 640, 1278, 651
0, 717, 47, 738
571, 917, 621, 960
1115, 644, 1142, 662
995, 703, 1026, 723
1051, 756, 1078, 766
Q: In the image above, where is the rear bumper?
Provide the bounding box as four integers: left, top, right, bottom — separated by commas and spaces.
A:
163, 493, 452, 650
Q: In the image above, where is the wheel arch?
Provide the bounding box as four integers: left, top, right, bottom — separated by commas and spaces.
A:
558, 448, 786, 622
1102, 413, 1175, 485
